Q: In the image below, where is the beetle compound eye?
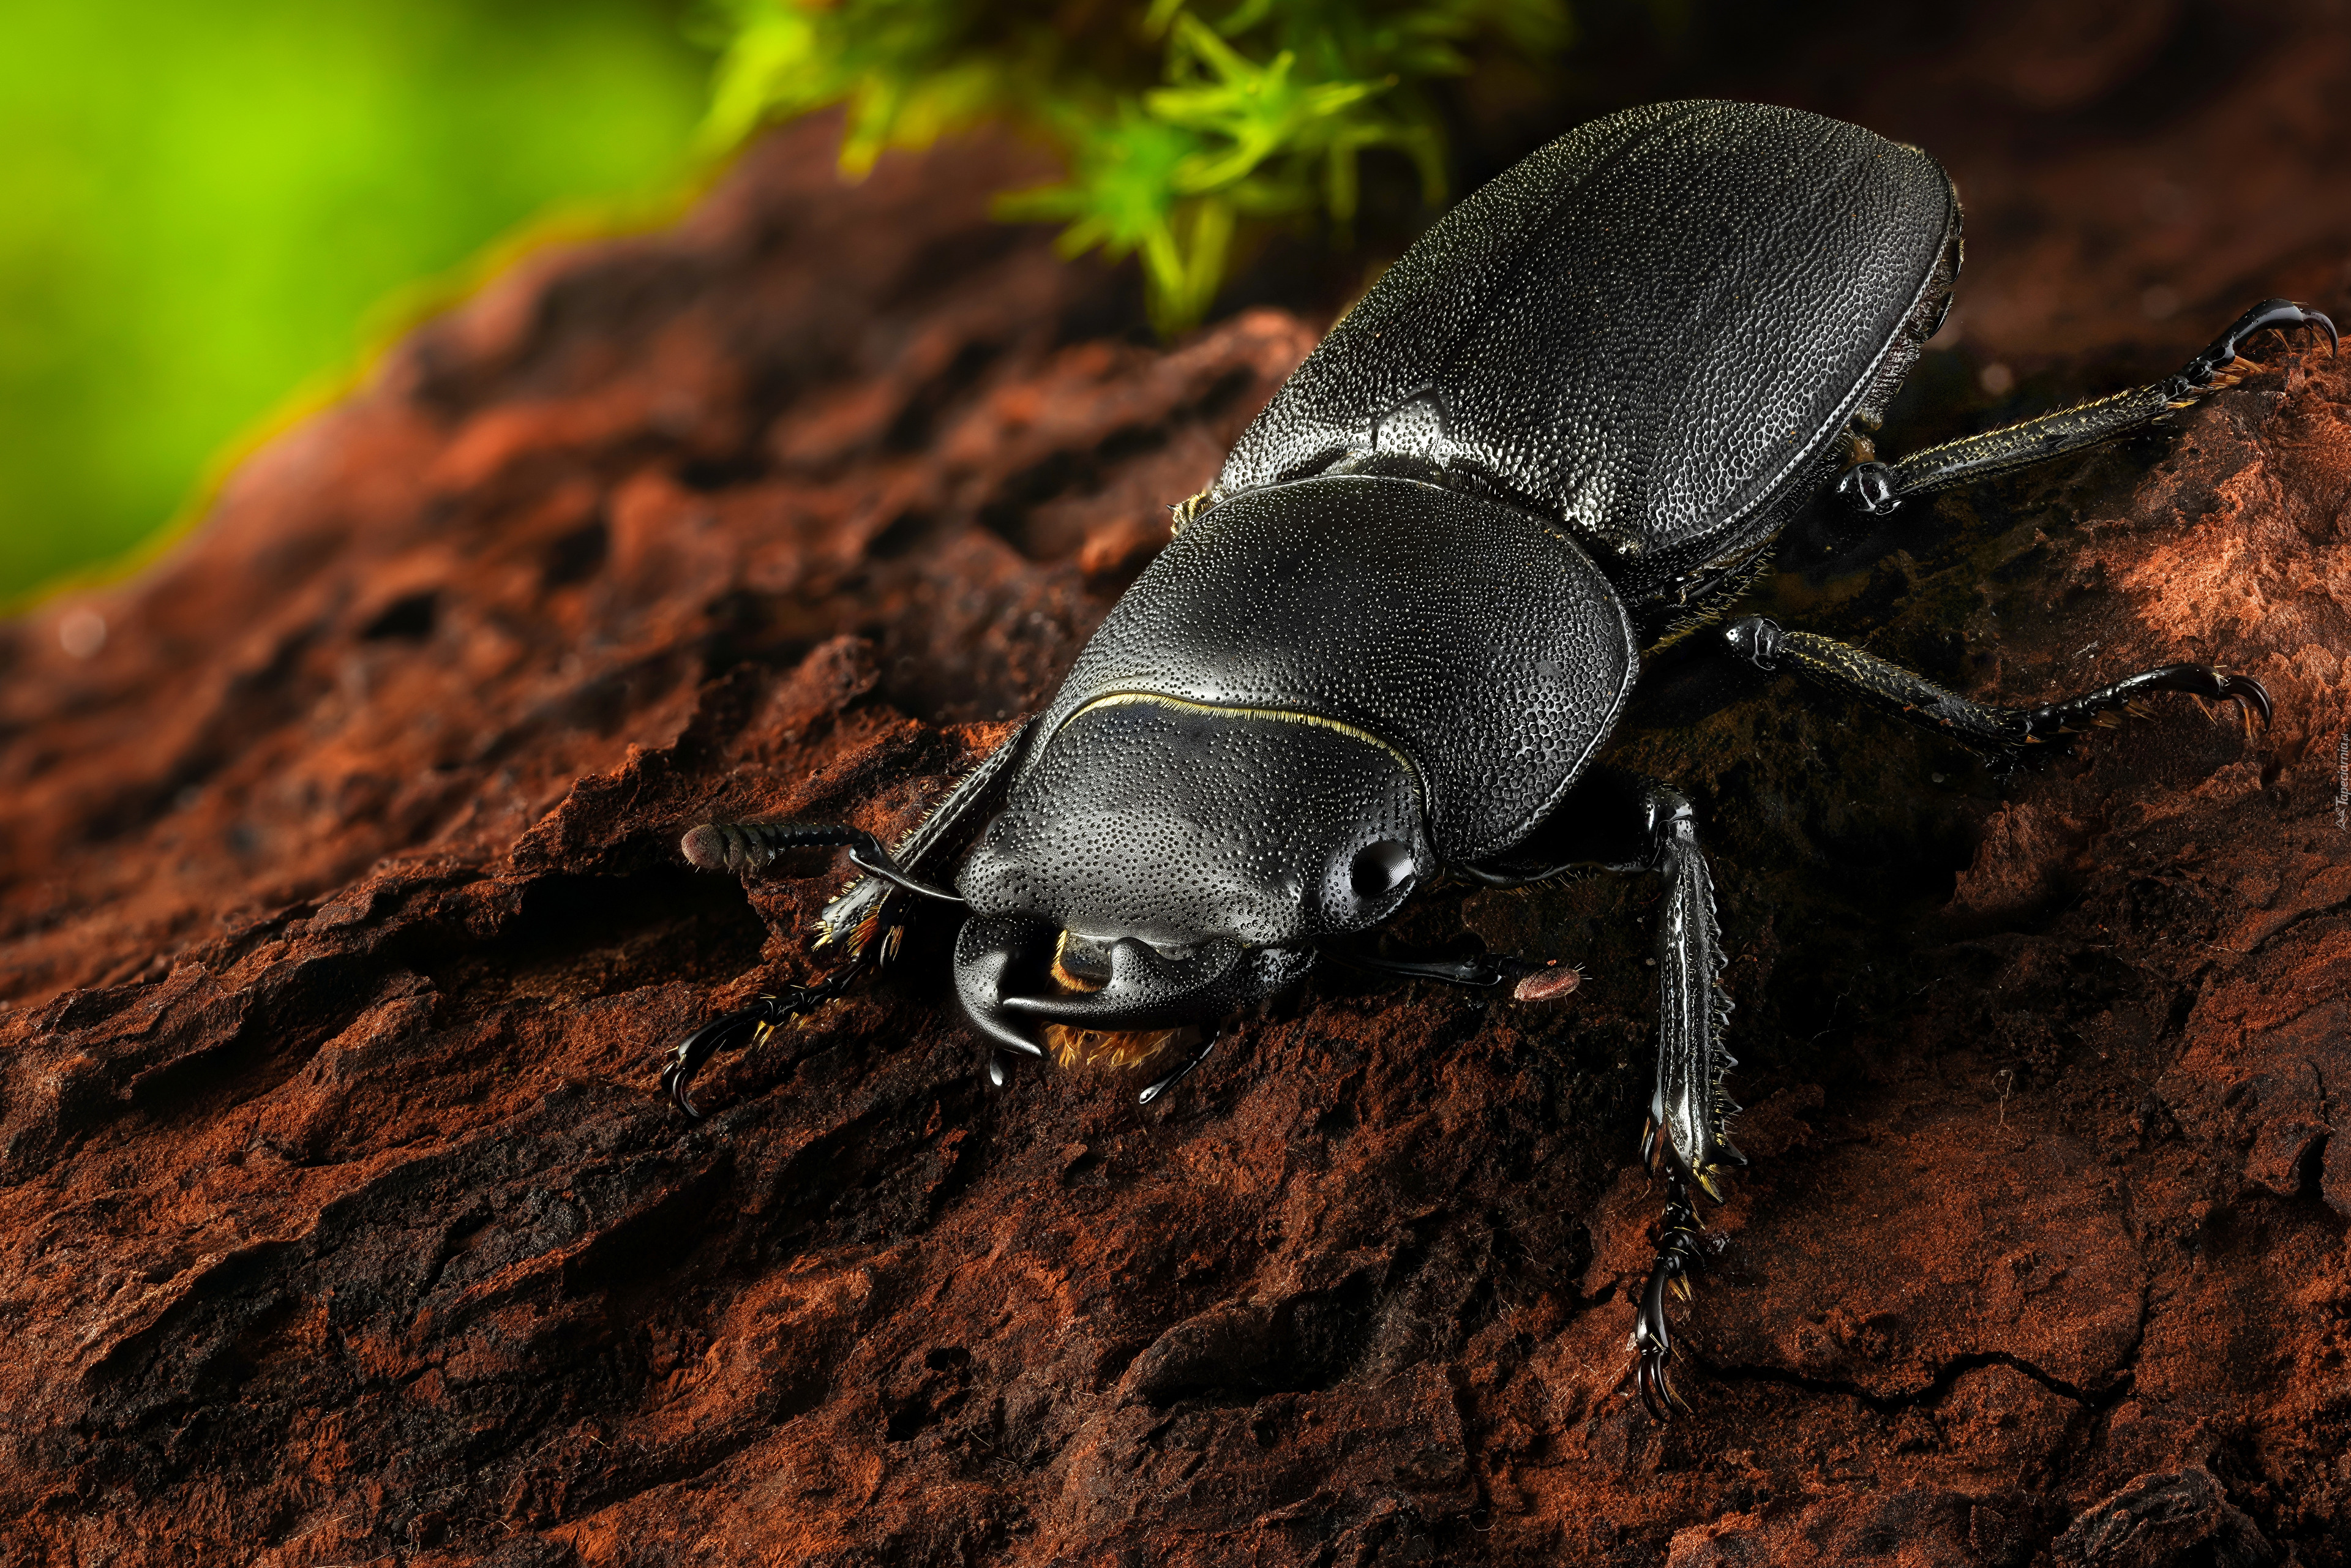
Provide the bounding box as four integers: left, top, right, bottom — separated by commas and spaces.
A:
1349, 840, 1417, 902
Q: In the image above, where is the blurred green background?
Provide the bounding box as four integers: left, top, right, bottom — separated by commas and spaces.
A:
0, 0, 710, 603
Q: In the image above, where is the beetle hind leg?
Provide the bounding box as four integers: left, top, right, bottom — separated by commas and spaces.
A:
1841, 296, 2336, 514
2020, 663, 2271, 742
1723, 615, 2272, 767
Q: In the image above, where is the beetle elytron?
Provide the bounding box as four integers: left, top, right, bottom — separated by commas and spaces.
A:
661, 100, 2328, 1417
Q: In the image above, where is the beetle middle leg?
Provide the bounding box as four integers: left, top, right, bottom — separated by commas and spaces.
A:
1839, 297, 2336, 515
1722, 615, 2272, 767
1335, 946, 1581, 1000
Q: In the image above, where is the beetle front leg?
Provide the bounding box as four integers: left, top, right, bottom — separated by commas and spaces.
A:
1641, 786, 1740, 1195
1629, 780, 1742, 1417
661, 956, 876, 1120
1487, 770, 1743, 1417
1637, 1169, 1708, 1417
659, 822, 948, 1120
1840, 297, 2336, 514
658, 718, 1038, 1117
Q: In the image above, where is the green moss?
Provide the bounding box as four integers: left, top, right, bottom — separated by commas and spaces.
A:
703, 0, 1573, 337
0, 0, 708, 601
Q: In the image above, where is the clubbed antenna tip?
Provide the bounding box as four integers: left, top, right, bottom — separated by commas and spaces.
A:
680, 823, 727, 871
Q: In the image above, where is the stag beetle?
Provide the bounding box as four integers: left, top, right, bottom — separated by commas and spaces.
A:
661, 99, 2329, 1418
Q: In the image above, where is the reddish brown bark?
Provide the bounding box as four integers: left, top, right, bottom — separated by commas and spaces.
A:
5, 7, 2350, 1564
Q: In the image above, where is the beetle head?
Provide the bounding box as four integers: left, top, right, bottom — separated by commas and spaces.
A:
950, 693, 1430, 1053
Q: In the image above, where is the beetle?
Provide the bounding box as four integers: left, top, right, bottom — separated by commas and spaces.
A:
659, 99, 2331, 1419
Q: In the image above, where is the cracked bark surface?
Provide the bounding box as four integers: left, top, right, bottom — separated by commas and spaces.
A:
6, 5, 2351, 1564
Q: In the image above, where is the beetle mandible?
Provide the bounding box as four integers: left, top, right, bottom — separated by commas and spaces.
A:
660, 99, 2330, 1418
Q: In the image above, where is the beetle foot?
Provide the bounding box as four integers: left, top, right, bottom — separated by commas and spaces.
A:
662, 1002, 779, 1120
2017, 664, 2272, 752
1634, 1169, 1708, 1420
2167, 298, 2338, 402
660, 959, 869, 1121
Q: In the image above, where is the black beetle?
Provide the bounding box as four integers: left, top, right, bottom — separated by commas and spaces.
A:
662, 100, 2330, 1417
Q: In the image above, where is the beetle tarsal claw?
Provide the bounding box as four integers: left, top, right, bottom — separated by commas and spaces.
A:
1633, 1169, 1709, 1421
2216, 671, 2273, 729
2162, 298, 2337, 402
661, 1002, 778, 1122
658, 959, 871, 1122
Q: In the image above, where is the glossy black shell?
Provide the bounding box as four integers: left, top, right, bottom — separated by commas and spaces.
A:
997, 477, 1637, 869
962, 99, 1963, 920
1213, 100, 1960, 582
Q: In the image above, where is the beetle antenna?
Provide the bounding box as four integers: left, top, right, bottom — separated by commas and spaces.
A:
681, 820, 966, 904
843, 838, 966, 904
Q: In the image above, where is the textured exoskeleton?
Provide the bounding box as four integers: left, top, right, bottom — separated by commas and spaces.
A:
667, 99, 2323, 1417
